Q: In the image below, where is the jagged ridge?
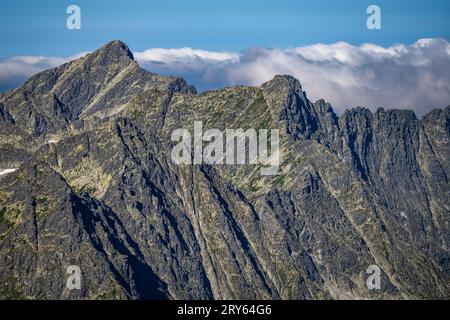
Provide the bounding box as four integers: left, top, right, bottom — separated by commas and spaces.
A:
0, 41, 449, 300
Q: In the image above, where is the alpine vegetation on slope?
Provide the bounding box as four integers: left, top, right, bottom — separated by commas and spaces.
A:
0, 41, 448, 299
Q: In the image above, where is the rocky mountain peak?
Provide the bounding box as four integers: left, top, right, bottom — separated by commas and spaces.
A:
75, 40, 137, 75
261, 75, 320, 139
268, 74, 302, 90
89, 40, 135, 64
261, 75, 304, 99
0, 40, 196, 136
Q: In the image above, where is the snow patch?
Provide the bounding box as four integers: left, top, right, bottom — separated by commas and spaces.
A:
0, 168, 17, 176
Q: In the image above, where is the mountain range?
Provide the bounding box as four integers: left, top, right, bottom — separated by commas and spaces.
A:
0, 40, 448, 299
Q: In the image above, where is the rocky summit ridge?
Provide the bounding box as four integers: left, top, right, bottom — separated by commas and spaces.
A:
0, 40, 449, 299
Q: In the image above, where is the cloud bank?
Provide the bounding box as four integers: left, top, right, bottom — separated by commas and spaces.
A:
2, 39, 450, 116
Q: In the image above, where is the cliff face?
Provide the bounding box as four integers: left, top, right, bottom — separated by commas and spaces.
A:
0, 41, 448, 299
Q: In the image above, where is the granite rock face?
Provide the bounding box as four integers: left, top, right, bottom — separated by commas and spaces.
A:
0, 41, 448, 299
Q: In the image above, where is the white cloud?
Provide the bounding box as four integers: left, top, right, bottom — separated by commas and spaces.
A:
1, 39, 449, 116
134, 47, 238, 65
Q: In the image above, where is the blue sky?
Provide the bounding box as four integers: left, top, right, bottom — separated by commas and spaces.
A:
1, 0, 449, 114
1, 0, 449, 57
